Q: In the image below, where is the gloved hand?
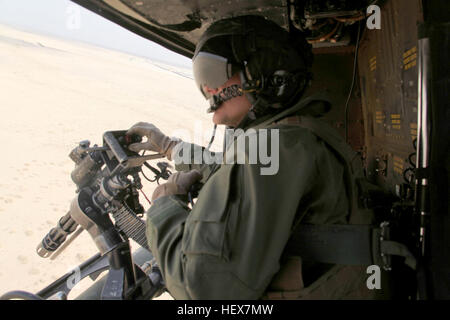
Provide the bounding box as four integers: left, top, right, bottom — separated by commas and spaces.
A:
151, 170, 202, 202
127, 122, 181, 160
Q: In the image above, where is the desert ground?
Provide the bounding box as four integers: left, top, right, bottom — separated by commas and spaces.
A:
0, 24, 223, 299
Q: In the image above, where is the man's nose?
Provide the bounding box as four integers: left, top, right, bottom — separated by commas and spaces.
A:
204, 85, 220, 95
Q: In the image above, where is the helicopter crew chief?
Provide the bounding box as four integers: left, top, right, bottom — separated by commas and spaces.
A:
127, 15, 389, 299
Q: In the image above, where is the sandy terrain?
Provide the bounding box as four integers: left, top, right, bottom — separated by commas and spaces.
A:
0, 24, 223, 299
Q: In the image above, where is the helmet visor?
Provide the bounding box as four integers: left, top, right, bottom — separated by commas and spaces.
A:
193, 52, 234, 99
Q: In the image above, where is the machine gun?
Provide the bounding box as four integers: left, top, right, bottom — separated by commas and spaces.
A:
1, 131, 172, 300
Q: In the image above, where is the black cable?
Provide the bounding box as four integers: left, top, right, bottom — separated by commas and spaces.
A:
139, 150, 158, 182
143, 161, 161, 176
408, 152, 417, 168
344, 20, 362, 143
0, 290, 44, 300
140, 167, 156, 183
206, 124, 217, 150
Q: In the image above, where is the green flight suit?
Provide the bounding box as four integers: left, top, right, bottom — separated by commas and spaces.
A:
145, 98, 353, 299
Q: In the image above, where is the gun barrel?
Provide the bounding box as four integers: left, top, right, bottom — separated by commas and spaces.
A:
36, 212, 78, 258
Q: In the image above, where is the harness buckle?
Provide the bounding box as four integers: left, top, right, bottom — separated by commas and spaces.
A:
377, 221, 417, 271
379, 221, 392, 271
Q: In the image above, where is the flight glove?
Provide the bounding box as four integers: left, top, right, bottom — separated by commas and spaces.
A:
127, 122, 181, 160
151, 169, 202, 202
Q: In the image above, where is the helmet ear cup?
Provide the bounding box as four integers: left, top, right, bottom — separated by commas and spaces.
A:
241, 43, 310, 106
228, 24, 311, 107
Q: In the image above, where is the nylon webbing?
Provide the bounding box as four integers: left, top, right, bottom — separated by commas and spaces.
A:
285, 223, 417, 269
285, 224, 375, 265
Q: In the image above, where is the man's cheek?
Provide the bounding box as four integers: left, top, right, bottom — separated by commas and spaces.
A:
212, 110, 224, 124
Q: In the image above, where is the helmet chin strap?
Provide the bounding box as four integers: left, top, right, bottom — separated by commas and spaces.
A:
206, 84, 243, 113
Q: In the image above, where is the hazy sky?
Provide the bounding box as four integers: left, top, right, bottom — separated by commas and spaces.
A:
0, 0, 192, 68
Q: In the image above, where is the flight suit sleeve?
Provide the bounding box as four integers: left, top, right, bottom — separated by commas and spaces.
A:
146, 127, 321, 299
145, 195, 192, 299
